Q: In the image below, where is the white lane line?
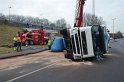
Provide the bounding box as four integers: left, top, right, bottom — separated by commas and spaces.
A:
6, 62, 58, 82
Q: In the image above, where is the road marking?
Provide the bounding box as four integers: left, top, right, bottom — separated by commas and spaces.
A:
6, 62, 58, 82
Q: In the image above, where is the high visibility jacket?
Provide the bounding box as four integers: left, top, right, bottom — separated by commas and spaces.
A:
13, 37, 17, 41
48, 40, 52, 45
17, 37, 21, 42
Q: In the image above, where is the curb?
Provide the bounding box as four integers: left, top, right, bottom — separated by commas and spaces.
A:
0, 48, 48, 59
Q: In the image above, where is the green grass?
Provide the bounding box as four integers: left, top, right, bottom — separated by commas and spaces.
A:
0, 45, 48, 54
0, 24, 48, 54
0, 24, 22, 54
0, 47, 15, 54
0, 24, 22, 45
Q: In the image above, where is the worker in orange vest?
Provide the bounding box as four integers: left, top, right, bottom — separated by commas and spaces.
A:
16, 35, 22, 51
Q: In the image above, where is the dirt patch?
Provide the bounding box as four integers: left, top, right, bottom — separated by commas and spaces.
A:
0, 50, 95, 71
0, 51, 65, 71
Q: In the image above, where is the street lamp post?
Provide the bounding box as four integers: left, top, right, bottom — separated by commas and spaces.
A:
9, 6, 11, 21
112, 18, 116, 40
92, 0, 95, 16
92, 0, 95, 25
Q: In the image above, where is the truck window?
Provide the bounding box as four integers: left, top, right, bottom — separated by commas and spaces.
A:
75, 34, 80, 54
71, 35, 76, 54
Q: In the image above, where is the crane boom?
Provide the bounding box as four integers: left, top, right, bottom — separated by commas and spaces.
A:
74, 0, 85, 27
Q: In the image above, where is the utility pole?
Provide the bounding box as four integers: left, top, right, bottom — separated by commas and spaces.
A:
112, 18, 116, 40
9, 6, 11, 21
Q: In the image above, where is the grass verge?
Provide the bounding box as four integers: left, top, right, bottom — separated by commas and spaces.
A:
0, 45, 48, 54
0, 24, 22, 45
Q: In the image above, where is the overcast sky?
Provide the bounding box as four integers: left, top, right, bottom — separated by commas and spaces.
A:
0, 0, 124, 32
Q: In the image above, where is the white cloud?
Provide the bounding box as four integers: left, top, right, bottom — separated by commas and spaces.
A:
0, 0, 124, 32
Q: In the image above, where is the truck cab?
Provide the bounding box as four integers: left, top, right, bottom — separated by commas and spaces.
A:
60, 25, 109, 60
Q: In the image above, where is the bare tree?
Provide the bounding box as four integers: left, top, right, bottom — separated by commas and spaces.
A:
0, 13, 70, 30
49, 23, 56, 30
56, 18, 67, 30
0, 13, 8, 24
0, 13, 6, 20
83, 13, 105, 26
116, 31, 123, 38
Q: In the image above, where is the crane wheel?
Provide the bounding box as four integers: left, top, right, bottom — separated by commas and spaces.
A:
24, 40, 29, 46
30, 40, 34, 45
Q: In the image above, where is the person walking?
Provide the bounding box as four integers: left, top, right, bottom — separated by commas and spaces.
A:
16, 35, 22, 51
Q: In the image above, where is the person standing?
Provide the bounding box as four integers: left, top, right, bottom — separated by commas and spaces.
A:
16, 35, 22, 51
48, 39, 53, 50
26, 31, 32, 45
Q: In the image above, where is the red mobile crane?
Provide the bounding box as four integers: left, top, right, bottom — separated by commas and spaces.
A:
74, 0, 85, 27
20, 29, 48, 45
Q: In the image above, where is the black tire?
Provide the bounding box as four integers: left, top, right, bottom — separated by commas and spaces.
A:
24, 40, 29, 46
68, 50, 75, 61
30, 40, 34, 45
44, 40, 48, 45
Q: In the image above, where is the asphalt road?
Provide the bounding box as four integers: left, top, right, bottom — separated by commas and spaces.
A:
0, 39, 124, 82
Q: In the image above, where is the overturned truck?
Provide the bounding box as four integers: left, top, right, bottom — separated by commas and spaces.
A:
60, 25, 110, 60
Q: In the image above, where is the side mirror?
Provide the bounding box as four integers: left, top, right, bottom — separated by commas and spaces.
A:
109, 46, 111, 48
107, 30, 110, 33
